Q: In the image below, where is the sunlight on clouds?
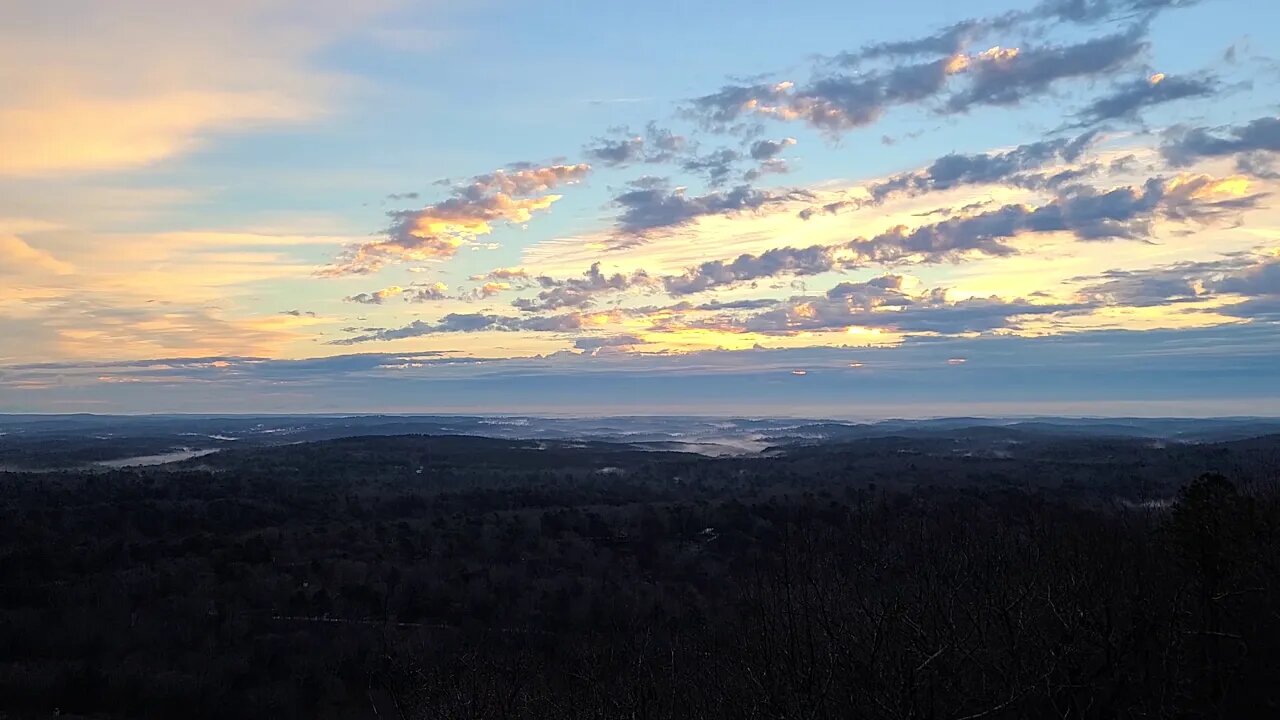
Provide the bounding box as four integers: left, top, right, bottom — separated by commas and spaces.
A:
521, 173, 1035, 278
401, 194, 558, 251
0, 91, 309, 175
1165, 173, 1251, 199
243, 311, 330, 333
326, 163, 591, 275
1, 0, 1276, 414
0, 220, 74, 276
314, 152, 1280, 364
326, 330, 570, 359
633, 324, 904, 354
53, 229, 360, 299
941, 182, 1280, 303
88, 255, 323, 303
0, 225, 377, 363
1024, 298, 1250, 334
0, 1, 422, 175
147, 231, 356, 249
944, 46, 1021, 75
44, 306, 305, 362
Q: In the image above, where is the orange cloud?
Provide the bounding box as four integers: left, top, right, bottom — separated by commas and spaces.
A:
470, 267, 532, 282
1163, 173, 1251, 200
976, 46, 1020, 64
468, 164, 591, 196
943, 46, 1020, 75
28, 301, 308, 362
345, 286, 406, 304
0, 233, 74, 275
0, 91, 308, 175
325, 163, 591, 276
0, 1, 414, 175
326, 194, 562, 275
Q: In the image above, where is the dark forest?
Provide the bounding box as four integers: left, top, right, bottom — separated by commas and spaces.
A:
2, 428, 1279, 718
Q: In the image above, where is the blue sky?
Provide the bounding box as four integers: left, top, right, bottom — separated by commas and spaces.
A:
2, 0, 1279, 415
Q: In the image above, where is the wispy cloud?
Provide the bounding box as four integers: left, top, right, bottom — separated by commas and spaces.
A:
0, 1, 420, 175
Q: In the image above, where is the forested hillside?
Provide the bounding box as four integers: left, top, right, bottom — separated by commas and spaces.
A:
1, 434, 1278, 718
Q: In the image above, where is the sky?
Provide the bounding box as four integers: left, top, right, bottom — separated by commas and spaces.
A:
2, 0, 1279, 417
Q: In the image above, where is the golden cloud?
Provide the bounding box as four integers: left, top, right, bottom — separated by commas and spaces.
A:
0, 91, 308, 175
0, 1, 418, 175
0, 233, 74, 276
326, 193, 563, 276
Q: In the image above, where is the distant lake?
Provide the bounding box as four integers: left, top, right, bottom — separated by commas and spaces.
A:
96, 448, 220, 468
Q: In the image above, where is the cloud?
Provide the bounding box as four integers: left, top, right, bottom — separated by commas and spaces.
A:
514, 262, 654, 312
853, 179, 1177, 262
1008, 165, 1104, 193
690, 20, 1152, 137
612, 178, 803, 235
825, 274, 915, 302
470, 267, 534, 285
682, 148, 743, 186
834, 0, 1195, 65
1075, 252, 1280, 312
1074, 73, 1220, 125
0, 92, 310, 176
464, 163, 593, 198
943, 28, 1146, 113
1155, 174, 1263, 221
749, 137, 798, 161
324, 163, 590, 275
10, 323, 1277, 415
0, 1, 415, 175
690, 54, 968, 134
1212, 256, 1280, 297
584, 123, 687, 166
722, 289, 1090, 336
1078, 269, 1207, 307
689, 298, 782, 311
663, 245, 839, 296
863, 174, 1259, 251
405, 282, 450, 302
742, 138, 798, 180
857, 131, 1098, 206
345, 285, 405, 304
573, 334, 646, 353
1161, 116, 1280, 170
8, 297, 307, 361
585, 135, 645, 166
0, 232, 74, 275
1235, 152, 1280, 181
332, 311, 600, 344
656, 273, 1092, 338
1217, 295, 1280, 321
1040, 0, 1204, 23
839, 19, 995, 63
465, 282, 511, 300
346, 281, 452, 304
661, 174, 1261, 295
743, 161, 792, 182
